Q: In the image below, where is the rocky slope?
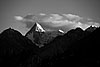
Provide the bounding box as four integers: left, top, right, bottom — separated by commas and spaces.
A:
25, 22, 64, 48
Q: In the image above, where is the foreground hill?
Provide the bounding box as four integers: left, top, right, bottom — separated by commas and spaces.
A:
0, 28, 39, 67
38, 27, 100, 67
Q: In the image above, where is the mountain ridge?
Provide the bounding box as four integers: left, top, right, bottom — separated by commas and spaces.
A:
25, 22, 64, 48
0, 26, 99, 67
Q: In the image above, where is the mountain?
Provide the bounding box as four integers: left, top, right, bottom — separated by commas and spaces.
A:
0, 26, 99, 67
25, 22, 45, 36
25, 22, 64, 48
38, 27, 86, 58
85, 25, 97, 32
37, 27, 100, 67
0, 28, 39, 67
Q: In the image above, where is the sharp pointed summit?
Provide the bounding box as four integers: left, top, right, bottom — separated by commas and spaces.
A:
25, 22, 65, 48
32, 22, 45, 32
25, 22, 46, 47
25, 22, 45, 36
35, 22, 46, 32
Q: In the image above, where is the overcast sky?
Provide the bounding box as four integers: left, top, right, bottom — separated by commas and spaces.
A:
0, 0, 100, 35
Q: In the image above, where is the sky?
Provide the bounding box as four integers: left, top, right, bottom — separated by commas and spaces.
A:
0, 0, 100, 35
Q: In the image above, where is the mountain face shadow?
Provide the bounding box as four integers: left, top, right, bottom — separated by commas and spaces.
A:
0, 25, 100, 67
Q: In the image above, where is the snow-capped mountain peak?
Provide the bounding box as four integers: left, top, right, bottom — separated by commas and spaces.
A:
25, 22, 65, 48
35, 22, 45, 32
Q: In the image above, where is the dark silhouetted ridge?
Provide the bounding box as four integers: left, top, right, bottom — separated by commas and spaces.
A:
85, 25, 97, 32
0, 26, 100, 67
0, 28, 39, 67
38, 27, 100, 67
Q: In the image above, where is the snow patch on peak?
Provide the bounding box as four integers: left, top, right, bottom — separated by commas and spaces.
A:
35, 22, 46, 32
58, 29, 65, 33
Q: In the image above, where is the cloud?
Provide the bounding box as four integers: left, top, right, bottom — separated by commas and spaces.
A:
15, 13, 100, 32
63, 14, 83, 21
50, 14, 63, 20
87, 22, 100, 27
15, 16, 24, 21
42, 13, 100, 29
39, 13, 46, 16
15, 15, 35, 29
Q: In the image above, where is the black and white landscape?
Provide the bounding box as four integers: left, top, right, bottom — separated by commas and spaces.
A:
0, 0, 100, 67
0, 22, 100, 67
